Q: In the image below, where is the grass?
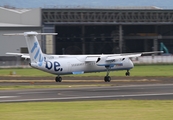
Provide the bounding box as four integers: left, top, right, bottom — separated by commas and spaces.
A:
0, 64, 173, 77
0, 65, 172, 119
0, 100, 173, 120
0, 68, 52, 77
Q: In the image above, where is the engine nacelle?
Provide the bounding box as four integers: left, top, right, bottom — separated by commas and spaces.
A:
96, 56, 123, 67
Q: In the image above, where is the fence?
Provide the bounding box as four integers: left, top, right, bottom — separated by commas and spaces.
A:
132, 56, 173, 64
0, 60, 30, 68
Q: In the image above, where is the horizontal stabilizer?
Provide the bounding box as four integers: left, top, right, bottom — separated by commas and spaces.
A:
3, 33, 24, 36
6, 52, 30, 59
3, 31, 57, 36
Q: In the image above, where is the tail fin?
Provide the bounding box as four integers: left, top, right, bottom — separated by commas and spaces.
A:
24, 32, 44, 65
4, 31, 57, 66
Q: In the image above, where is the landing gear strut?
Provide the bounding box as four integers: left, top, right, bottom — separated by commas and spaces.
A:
55, 76, 62, 82
104, 66, 111, 82
125, 70, 130, 76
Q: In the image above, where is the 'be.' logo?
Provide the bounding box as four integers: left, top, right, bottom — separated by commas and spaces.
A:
45, 61, 63, 71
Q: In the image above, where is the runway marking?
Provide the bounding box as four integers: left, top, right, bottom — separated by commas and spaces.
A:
17, 92, 50, 95
1, 92, 173, 102
112, 84, 173, 88
0, 96, 18, 99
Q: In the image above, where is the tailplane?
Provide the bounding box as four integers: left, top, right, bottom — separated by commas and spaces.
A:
4, 31, 57, 66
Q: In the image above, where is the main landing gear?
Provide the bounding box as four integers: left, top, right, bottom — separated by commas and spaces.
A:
55, 76, 62, 82
104, 66, 111, 82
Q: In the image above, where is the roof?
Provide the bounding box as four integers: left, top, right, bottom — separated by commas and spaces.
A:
45, 5, 163, 10
0, 23, 40, 27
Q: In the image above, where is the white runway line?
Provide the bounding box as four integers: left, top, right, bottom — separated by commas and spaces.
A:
17, 92, 50, 95
0, 96, 18, 99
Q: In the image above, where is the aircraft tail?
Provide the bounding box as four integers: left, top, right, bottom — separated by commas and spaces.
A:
4, 31, 57, 66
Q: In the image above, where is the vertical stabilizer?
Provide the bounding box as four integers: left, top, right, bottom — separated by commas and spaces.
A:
4, 31, 57, 66
24, 32, 44, 66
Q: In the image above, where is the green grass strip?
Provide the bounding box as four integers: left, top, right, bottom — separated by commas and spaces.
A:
0, 100, 173, 120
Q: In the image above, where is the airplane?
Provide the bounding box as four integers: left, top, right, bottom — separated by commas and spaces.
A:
4, 31, 162, 82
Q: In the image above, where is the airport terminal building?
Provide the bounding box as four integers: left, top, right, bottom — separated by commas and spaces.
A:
1, 6, 173, 57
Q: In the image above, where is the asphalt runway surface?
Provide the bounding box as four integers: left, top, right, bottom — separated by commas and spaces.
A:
1, 84, 173, 102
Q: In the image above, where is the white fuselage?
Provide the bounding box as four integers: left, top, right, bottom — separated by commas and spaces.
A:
31, 54, 134, 75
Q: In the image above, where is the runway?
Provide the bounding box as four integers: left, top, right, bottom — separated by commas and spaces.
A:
1, 84, 173, 102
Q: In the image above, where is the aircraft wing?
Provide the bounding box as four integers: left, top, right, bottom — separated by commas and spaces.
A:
106, 53, 141, 61
120, 51, 163, 56
84, 54, 141, 62
84, 51, 163, 62
6, 52, 30, 59
106, 51, 163, 61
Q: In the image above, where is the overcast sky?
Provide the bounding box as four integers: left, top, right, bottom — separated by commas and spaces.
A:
0, 0, 173, 8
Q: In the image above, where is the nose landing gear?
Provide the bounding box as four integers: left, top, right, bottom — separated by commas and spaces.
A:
125, 70, 130, 76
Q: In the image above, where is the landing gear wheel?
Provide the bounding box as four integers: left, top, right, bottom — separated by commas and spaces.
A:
55, 76, 62, 82
125, 71, 130, 76
104, 66, 111, 82
104, 76, 111, 82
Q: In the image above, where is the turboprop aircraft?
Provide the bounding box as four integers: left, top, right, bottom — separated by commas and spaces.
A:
4, 31, 162, 82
